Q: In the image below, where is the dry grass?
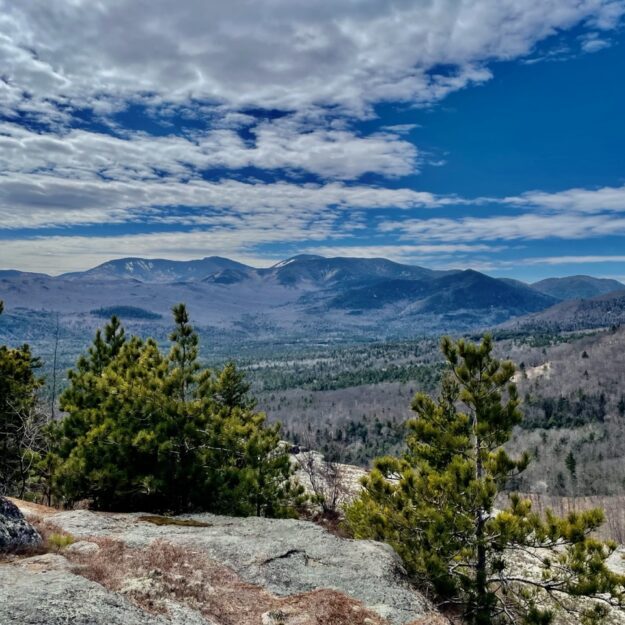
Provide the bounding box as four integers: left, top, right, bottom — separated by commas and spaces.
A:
0, 514, 75, 562
29, 515, 76, 552
64, 537, 400, 625
6, 497, 57, 518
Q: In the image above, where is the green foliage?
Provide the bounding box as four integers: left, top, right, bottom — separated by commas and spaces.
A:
51, 305, 303, 516
47, 532, 74, 551
91, 306, 162, 320
521, 390, 607, 429
345, 335, 625, 624
255, 362, 442, 392
207, 361, 256, 411
0, 300, 45, 497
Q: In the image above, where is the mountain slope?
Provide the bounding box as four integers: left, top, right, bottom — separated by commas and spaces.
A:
263, 255, 448, 288
531, 275, 624, 301
421, 270, 556, 314
329, 269, 556, 315
503, 289, 625, 331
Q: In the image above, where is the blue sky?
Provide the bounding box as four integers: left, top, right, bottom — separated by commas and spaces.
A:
1, 1, 625, 282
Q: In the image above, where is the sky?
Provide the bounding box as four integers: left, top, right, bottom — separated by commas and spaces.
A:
1, 0, 625, 282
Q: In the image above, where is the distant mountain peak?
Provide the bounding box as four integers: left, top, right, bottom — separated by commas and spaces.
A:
271, 254, 324, 268
61, 256, 252, 283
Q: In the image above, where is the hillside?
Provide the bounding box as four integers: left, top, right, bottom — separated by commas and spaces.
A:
505, 289, 625, 331
329, 269, 554, 315
531, 275, 624, 300
254, 325, 625, 497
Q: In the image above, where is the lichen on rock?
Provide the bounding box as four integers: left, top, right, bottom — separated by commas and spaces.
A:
0, 496, 42, 553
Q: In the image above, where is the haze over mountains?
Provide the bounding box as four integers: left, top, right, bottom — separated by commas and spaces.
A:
1, 255, 623, 344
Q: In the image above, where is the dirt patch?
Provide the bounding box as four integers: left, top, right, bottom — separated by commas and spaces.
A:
7, 498, 58, 518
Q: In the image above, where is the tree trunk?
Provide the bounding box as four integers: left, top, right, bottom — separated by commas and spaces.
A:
473, 421, 490, 625
475, 513, 489, 625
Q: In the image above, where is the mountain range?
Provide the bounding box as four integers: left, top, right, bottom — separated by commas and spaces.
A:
1, 255, 623, 345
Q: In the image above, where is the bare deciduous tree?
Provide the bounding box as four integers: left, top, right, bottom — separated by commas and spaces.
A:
297, 440, 346, 517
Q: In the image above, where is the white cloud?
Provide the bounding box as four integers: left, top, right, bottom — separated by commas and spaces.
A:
5, 177, 625, 272
0, 0, 622, 118
504, 185, 625, 213
0, 170, 455, 230
380, 213, 625, 242
0, 231, 280, 274
367, 184, 625, 246
301, 243, 503, 264
1, 2, 624, 274
517, 255, 625, 265
579, 31, 613, 52
0, 120, 417, 181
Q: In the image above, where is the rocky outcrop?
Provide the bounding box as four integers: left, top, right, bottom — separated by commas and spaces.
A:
56, 510, 430, 623
0, 496, 42, 553
6, 508, 432, 625
0, 554, 216, 625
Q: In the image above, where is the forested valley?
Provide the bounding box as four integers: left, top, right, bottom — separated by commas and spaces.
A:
4, 299, 625, 624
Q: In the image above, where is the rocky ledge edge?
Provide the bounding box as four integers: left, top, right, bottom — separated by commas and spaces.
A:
0, 501, 443, 625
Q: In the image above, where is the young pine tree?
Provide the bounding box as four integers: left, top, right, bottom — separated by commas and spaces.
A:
207, 361, 256, 412
160, 303, 210, 510
168, 303, 200, 402
346, 335, 625, 625
52, 304, 301, 516
54, 336, 171, 509
197, 355, 303, 516
61, 315, 125, 413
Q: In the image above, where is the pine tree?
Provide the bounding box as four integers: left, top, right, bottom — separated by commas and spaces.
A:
206, 361, 256, 411
54, 336, 170, 509
0, 301, 44, 497
52, 316, 128, 504
197, 356, 302, 516
565, 451, 577, 482
61, 315, 126, 413
51, 305, 301, 516
345, 335, 625, 624
168, 303, 200, 402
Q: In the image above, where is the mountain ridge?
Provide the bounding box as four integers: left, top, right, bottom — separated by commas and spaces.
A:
531, 275, 625, 301
61, 256, 252, 283
1, 255, 623, 341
